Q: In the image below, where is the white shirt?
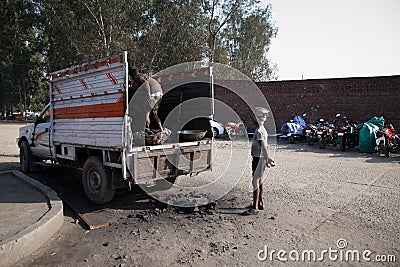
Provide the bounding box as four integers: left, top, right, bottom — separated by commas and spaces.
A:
251, 125, 268, 158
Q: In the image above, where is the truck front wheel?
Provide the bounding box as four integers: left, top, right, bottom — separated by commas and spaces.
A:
82, 156, 115, 204
20, 141, 33, 173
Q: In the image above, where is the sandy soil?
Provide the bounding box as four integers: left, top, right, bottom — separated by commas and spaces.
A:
1, 121, 399, 266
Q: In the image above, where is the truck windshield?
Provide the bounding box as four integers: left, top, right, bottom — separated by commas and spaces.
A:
36, 104, 50, 124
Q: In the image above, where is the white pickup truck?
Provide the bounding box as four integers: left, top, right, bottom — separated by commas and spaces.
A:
17, 51, 214, 204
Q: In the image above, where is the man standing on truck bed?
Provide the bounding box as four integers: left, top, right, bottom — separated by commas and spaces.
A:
128, 67, 164, 134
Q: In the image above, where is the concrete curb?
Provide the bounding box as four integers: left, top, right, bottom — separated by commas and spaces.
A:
0, 171, 63, 267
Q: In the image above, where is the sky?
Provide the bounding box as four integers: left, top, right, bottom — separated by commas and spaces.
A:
261, 0, 400, 80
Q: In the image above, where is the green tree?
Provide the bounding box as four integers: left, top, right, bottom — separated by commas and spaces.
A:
202, 0, 242, 63
1, 0, 279, 115
223, 4, 278, 81
134, 0, 207, 73
39, 0, 278, 78
0, 0, 48, 114
39, 0, 208, 74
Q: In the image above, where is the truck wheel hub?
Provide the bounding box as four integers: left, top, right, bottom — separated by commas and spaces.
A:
88, 168, 101, 192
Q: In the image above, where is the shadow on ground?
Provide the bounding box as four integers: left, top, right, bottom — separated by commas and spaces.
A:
277, 140, 400, 164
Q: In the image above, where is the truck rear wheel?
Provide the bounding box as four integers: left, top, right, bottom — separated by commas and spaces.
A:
82, 156, 114, 204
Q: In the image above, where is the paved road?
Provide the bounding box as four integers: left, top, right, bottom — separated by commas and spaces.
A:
1, 121, 399, 266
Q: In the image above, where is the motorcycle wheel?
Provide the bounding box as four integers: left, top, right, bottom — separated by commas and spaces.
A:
384, 144, 390, 157
237, 130, 246, 137
340, 139, 346, 151
389, 142, 398, 153
227, 128, 235, 140
318, 139, 326, 149
331, 137, 337, 147
307, 136, 313, 146
391, 145, 399, 153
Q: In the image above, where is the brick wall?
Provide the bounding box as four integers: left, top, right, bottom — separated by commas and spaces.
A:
214, 75, 400, 131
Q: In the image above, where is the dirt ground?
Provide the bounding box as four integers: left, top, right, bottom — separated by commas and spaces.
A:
1, 121, 399, 266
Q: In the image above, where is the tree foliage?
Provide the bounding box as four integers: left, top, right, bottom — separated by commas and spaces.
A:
222, 3, 278, 80
0, 0, 278, 113
0, 0, 48, 114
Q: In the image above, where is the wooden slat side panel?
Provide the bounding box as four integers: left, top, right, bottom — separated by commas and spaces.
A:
50, 53, 124, 82
53, 117, 123, 148
53, 100, 124, 119
53, 93, 123, 108
53, 133, 122, 148
50, 52, 127, 121
51, 67, 125, 102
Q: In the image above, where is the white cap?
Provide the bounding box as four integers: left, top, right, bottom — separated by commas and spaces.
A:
254, 107, 270, 118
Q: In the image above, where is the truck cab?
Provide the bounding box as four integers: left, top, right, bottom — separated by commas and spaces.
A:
18, 103, 53, 172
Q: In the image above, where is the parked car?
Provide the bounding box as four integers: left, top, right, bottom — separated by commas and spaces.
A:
24, 111, 40, 122
210, 119, 227, 138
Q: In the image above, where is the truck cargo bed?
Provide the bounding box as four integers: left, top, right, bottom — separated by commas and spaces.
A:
127, 139, 212, 182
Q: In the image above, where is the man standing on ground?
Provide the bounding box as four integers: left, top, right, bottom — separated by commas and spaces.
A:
246, 107, 274, 215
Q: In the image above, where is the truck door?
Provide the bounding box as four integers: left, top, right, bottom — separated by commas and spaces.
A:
31, 104, 52, 157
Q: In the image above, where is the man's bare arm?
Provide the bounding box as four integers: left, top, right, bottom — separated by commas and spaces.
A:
260, 140, 275, 167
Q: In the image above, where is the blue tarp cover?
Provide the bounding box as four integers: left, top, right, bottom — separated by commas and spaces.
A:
281, 115, 306, 135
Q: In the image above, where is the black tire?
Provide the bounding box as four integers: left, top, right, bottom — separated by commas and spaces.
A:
383, 144, 390, 157
20, 141, 33, 173
288, 136, 295, 144
212, 127, 219, 138
340, 138, 346, 151
307, 136, 313, 146
227, 128, 235, 140
390, 144, 399, 153
166, 176, 177, 184
82, 156, 115, 204
318, 139, 326, 149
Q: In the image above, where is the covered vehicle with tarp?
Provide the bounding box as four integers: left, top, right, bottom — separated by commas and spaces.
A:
281, 115, 306, 134
359, 117, 385, 152
280, 115, 307, 143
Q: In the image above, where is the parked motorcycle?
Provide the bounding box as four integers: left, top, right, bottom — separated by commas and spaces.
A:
377, 124, 399, 157
337, 117, 361, 151
317, 114, 341, 149
305, 118, 325, 145
226, 120, 247, 139
305, 124, 317, 145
